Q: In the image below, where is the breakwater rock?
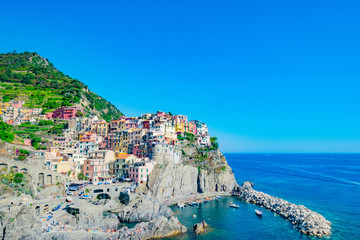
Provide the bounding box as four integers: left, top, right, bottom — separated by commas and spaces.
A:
112, 216, 187, 239
239, 181, 331, 237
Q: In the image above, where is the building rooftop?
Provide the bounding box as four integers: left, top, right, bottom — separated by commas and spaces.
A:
116, 154, 134, 159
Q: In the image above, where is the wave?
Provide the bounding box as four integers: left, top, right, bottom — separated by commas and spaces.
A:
274, 165, 360, 187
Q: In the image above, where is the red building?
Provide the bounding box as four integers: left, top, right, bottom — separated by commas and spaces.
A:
52, 107, 81, 120
142, 120, 150, 129
45, 112, 53, 119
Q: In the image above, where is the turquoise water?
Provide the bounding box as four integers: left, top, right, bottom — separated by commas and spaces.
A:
169, 154, 360, 239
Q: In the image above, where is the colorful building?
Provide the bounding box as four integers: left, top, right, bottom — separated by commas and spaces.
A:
52, 107, 80, 120
129, 161, 156, 184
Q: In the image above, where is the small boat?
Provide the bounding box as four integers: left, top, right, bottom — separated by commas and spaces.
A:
230, 203, 239, 208
189, 202, 198, 206
192, 214, 196, 219
255, 209, 263, 216
52, 205, 61, 211
178, 203, 185, 208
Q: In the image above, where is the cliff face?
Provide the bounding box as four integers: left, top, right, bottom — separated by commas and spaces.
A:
147, 155, 238, 200
0, 205, 42, 240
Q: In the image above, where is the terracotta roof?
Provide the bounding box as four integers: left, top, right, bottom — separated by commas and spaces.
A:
116, 154, 133, 159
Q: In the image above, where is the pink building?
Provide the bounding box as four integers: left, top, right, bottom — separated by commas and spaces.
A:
45, 112, 53, 119
11, 101, 24, 108
23, 139, 32, 147
83, 158, 111, 183
173, 115, 188, 124
128, 161, 156, 184
157, 111, 165, 117
52, 107, 81, 120
133, 145, 141, 157
125, 121, 138, 129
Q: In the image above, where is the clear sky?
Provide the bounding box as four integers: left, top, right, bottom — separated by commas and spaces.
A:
1, 0, 360, 152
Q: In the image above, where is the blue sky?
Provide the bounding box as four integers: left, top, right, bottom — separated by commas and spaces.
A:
1, 0, 360, 152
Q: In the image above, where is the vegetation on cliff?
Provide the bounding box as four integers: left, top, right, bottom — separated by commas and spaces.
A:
0, 120, 14, 143
0, 51, 123, 122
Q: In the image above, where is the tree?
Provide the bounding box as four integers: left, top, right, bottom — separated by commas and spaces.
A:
77, 173, 88, 180
29, 133, 42, 149
38, 120, 53, 126
185, 132, 196, 143
13, 173, 24, 183
0, 121, 14, 143
75, 111, 84, 117
210, 137, 219, 150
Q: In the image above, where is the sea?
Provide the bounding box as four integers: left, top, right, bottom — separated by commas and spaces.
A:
168, 154, 360, 240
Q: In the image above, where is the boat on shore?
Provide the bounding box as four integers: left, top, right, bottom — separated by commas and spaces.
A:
178, 203, 186, 208
255, 208, 263, 216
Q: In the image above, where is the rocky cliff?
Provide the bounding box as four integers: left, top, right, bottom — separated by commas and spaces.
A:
115, 195, 173, 222
147, 151, 238, 200
0, 205, 42, 240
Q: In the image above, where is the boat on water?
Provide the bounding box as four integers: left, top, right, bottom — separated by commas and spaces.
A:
189, 202, 198, 206
255, 209, 263, 216
230, 203, 239, 208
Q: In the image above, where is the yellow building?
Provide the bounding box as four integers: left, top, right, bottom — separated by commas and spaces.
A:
95, 121, 109, 138
175, 123, 184, 133
115, 131, 128, 153
56, 161, 74, 178
0, 102, 10, 115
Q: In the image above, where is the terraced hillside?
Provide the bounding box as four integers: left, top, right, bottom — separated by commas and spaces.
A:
0, 52, 123, 122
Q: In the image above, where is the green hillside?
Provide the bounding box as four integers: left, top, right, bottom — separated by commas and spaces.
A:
0, 51, 123, 122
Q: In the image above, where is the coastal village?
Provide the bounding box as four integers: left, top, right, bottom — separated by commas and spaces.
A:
0, 99, 332, 239
0, 100, 213, 185
0, 53, 332, 239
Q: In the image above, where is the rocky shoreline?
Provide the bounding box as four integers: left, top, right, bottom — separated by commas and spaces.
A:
238, 181, 331, 237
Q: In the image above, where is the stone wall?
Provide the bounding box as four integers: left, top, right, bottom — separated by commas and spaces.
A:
0, 156, 72, 187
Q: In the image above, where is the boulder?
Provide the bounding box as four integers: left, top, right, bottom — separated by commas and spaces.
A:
0, 205, 42, 240
193, 221, 208, 234
113, 216, 187, 239
117, 195, 173, 222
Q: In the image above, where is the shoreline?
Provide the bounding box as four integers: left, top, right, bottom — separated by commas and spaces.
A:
163, 192, 232, 207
